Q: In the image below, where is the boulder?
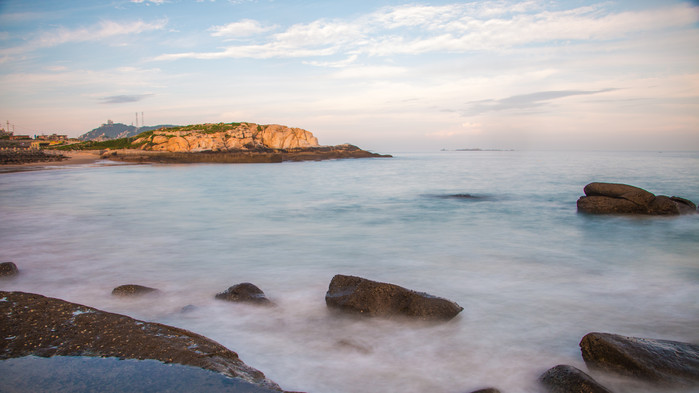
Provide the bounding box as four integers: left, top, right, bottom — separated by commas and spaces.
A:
583, 183, 655, 206
0, 262, 18, 277
112, 284, 158, 297
0, 291, 283, 391
580, 332, 699, 387
468, 388, 501, 393
325, 274, 463, 320
577, 182, 696, 215
215, 283, 272, 305
539, 364, 613, 393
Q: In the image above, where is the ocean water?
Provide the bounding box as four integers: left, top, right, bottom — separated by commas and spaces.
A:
1, 151, 698, 393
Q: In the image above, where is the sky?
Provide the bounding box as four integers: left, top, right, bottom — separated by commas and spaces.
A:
0, 0, 698, 151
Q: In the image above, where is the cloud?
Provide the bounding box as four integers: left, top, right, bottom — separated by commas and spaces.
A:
153, 2, 699, 62
210, 19, 277, 38
463, 89, 618, 115
36, 19, 168, 47
331, 65, 408, 79
99, 94, 154, 104
131, 0, 166, 4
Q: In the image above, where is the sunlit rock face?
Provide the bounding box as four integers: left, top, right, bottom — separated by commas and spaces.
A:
133, 123, 320, 153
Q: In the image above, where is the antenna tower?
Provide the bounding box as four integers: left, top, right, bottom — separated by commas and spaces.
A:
141, 112, 144, 127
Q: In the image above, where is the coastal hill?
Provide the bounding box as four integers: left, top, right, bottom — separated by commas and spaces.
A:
63, 122, 390, 163
78, 121, 178, 141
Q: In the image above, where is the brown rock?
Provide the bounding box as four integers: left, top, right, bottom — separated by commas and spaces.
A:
325, 274, 463, 320
539, 364, 613, 393
580, 332, 699, 387
0, 291, 282, 391
468, 388, 501, 393
670, 196, 697, 214
583, 183, 656, 206
577, 182, 696, 215
577, 196, 646, 214
0, 262, 18, 277
647, 195, 681, 215
215, 283, 272, 305
112, 284, 158, 297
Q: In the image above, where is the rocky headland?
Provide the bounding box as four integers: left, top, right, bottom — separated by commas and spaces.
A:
70, 122, 390, 164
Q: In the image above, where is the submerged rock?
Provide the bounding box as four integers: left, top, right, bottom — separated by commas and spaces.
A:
539, 364, 613, 393
468, 388, 501, 393
0, 291, 283, 391
0, 262, 18, 277
324, 274, 463, 320
112, 284, 158, 297
580, 332, 699, 387
577, 182, 697, 215
215, 283, 272, 305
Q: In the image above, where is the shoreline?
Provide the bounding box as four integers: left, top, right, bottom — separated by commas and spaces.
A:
0, 146, 390, 173
0, 151, 104, 174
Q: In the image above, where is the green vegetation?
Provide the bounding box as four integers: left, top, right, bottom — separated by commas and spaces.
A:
168, 122, 253, 134
53, 130, 155, 151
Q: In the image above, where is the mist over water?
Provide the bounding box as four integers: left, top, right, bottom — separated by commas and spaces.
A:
1, 151, 698, 393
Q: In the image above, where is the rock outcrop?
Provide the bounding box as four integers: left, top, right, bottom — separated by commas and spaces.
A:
133, 123, 319, 153
112, 284, 159, 297
325, 274, 463, 321
215, 283, 272, 306
577, 182, 697, 215
0, 262, 19, 277
0, 291, 283, 391
101, 144, 389, 164
580, 332, 699, 387
539, 364, 613, 393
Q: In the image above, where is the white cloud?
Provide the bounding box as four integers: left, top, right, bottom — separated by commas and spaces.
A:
331, 65, 408, 79
36, 19, 168, 47
210, 19, 276, 38
154, 2, 699, 63
131, 0, 167, 4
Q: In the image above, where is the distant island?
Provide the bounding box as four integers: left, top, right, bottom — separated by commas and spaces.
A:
59, 122, 390, 164
441, 148, 515, 152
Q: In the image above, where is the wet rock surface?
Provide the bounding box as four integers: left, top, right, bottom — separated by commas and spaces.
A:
0, 356, 281, 393
215, 283, 272, 305
580, 332, 699, 387
0, 262, 19, 277
111, 284, 158, 297
325, 274, 463, 320
577, 182, 697, 215
539, 364, 613, 393
0, 291, 283, 391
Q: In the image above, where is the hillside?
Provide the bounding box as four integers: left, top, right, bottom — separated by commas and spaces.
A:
78, 122, 178, 141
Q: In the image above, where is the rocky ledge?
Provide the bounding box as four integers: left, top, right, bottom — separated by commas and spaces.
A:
577, 182, 697, 215
0, 291, 284, 392
101, 144, 390, 164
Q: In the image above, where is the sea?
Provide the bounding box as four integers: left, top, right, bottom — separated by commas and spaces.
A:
1, 150, 698, 393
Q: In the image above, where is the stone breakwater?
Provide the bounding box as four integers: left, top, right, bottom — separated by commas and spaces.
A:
0, 149, 66, 165
101, 144, 391, 164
